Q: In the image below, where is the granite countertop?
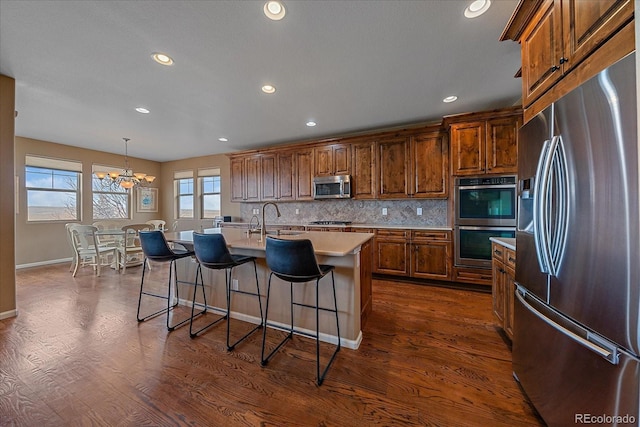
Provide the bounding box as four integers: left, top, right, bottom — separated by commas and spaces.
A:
489, 237, 516, 251
222, 222, 451, 231
165, 228, 374, 257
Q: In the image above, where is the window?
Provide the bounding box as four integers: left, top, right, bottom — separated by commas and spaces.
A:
175, 171, 194, 218
25, 156, 82, 222
92, 165, 130, 219
199, 168, 221, 219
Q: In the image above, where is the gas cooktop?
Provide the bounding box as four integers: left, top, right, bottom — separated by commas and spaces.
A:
308, 220, 352, 225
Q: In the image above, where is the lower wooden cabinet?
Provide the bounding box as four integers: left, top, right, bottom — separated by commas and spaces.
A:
410, 230, 452, 281
373, 228, 452, 281
453, 266, 493, 286
374, 229, 410, 275
491, 241, 516, 340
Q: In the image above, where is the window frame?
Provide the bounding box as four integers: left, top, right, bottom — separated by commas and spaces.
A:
199, 174, 221, 219
25, 165, 81, 223
91, 170, 131, 220
175, 176, 194, 219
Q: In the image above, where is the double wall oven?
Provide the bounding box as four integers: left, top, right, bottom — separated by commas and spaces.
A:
454, 175, 517, 269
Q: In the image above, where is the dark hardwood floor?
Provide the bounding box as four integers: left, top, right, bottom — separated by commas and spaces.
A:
1, 262, 544, 426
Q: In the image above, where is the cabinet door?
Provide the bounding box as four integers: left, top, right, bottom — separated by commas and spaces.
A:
486, 116, 520, 174
492, 260, 506, 325
377, 137, 409, 198
295, 149, 314, 200
277, 152, 296, 201
314, 143, 351, 176
562, 0, 633, 74
230, 157, 245, 202
351, 141, 376, 199
412, 240, 451, 280
374, 230, 409, 275
333, 144, 351, 175
505, 267, 516, 340
450, 121, 485, 176
314, 145, 333, 177
359, 238, 373, 327
244, 156, 261, 202
411, 131, 448, 198
261, 154, 277, 201
521, 0, 563, 106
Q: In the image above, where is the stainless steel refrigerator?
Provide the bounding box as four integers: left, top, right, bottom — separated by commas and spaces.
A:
515, 52, 639, 426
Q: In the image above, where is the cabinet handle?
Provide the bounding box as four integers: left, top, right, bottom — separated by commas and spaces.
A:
494, 249, 502, 255
559, 57, 568, 64
508, 256, 515, 263
551, 65, 560, 72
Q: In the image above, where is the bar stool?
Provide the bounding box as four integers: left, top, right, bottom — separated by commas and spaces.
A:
261, 236, 341, 385
137, 230, 204, 331
190, 232, 264, 350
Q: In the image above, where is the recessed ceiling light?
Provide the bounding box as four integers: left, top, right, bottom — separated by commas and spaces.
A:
264, 1, 286, 21
151, 52, 174, 66
218, 137, 228, 142
135, 107, 150, 114
261, 84, 276, 94
306, 121, 317, 127
464, 0, 491, 18
443, 96, 458, 103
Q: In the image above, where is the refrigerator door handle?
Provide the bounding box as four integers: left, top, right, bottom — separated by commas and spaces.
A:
516, 286, 620, 365
547, 135, 570, 276
533, 139, 552, 273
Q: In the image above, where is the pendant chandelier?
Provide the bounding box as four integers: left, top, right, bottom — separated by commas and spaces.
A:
94, 138, 155, 189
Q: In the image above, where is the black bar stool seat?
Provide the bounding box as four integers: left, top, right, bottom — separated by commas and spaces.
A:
137, 230, 203, 331
261, 236, 341, 385
191, 232, 263, 350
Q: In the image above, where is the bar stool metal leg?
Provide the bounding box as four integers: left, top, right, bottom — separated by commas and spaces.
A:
226, 260, 264, 350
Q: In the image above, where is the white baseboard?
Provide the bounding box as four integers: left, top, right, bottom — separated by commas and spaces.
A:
16, 258, 71, 270
0, 309, 18, 320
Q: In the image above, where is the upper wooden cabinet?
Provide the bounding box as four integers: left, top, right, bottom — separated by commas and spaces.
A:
295, 149, 314, 200
410, 131, 449, 198
351, 139, 376, 199
314, 143, 351, 177
448, 109, 521, 176
376, 129, 448, 199
261, 151, 296, 202
230, 155, 261, 202
377, 136, 410, 199
501, 0, 633, 109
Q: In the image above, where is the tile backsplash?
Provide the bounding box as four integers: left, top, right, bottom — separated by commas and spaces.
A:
238, 199, 448, 227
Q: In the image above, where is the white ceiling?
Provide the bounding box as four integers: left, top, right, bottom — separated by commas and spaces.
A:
0, 0, 522, 162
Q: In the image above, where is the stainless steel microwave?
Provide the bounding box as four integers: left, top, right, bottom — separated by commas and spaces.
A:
313, 175, 352, 199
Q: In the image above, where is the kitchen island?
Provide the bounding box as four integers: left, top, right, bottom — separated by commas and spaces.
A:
164, 228, 374, 349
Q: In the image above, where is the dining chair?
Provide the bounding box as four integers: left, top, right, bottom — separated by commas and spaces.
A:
261, 236, 340, 385
69, 224, 118, 277
137, 230, 204, 331
145, 219, 166, 231
190, 232, 263, 350
119, 224, 151, 273
65, 222, 81, 272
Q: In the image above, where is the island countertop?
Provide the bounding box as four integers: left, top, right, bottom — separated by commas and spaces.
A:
165, 227, 374, 257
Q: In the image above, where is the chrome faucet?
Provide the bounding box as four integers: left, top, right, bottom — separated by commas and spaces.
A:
261, 202, 281, 236
249, 214, 260, 232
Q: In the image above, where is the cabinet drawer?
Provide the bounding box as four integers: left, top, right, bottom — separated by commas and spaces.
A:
411, 230, 451, 241
491, 242, 506, 263
376, 229, 409, 239
505, 247, 516, 270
